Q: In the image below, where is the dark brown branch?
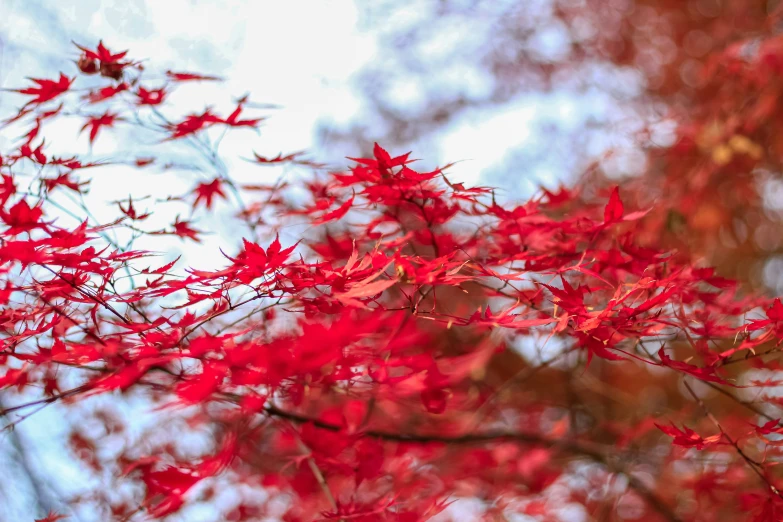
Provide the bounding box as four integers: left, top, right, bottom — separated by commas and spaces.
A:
263, 404, 682, 522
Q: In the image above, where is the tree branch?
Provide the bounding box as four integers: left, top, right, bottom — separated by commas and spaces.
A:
263, 403, 682, 522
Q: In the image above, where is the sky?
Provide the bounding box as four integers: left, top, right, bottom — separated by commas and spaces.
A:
0, 0, 382, 271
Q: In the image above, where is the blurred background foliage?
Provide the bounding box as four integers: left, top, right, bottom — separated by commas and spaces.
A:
318, 0, 783, 292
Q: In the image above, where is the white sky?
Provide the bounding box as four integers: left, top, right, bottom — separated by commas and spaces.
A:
0, 0, 382, 270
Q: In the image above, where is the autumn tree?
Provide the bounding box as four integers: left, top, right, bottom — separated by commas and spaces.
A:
2, 27, 783, 522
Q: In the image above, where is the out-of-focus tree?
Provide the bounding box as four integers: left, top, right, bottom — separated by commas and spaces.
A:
321, 0, 781, 286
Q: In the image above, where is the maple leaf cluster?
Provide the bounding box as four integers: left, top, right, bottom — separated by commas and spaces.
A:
2, 38, 783, 522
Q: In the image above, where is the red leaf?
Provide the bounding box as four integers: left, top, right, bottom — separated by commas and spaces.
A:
136, 86, 166, 105
655, 423, 723, 449
314, 195, 354, 224
603, 186, 624, 223
192, 179, 227, 209
13, 73, 73, 106
81, 112, 120, 144
166, 70, 222, 82
658, 349, 731, 384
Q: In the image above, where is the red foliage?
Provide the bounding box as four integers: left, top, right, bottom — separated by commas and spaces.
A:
2, 35, 783, 522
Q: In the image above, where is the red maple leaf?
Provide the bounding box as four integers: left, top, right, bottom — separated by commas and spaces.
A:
1, 199, 44, 234
86, 83, 128, 103
74, 41, 133, 80
349, 142, 412, 176
118, 197, 151, 220
42, 173, 88, 194
192, 178, 227, 209
12, 73, 73, 106
165, 109, 221, 139
655, 423, 724, 449
657, 348, 731, 384
81, 112, 120, 144
171, 218, 203, 242
314, 195, 354, 224
75, 40, 128, 64
166, 70, 222, 82
221, 102, 263, 128
136, 86, 166, 106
